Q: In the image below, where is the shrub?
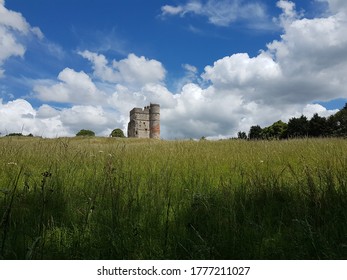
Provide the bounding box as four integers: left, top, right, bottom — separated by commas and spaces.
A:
110, 128, 125, 138
76, 129, 95, 137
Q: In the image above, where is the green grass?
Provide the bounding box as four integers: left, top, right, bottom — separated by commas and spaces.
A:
0, 136, 346, 259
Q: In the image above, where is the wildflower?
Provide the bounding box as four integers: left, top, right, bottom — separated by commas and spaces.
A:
7, 162, 17, 165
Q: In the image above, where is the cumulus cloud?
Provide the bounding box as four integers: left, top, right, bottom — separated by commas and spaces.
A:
276, 0, 297, 20
36, 104, 60, 119
161, 0, 268, 27
0, 2, 31, 33
202, 52, 281, 89
0, 99, 124, 137
159, 0, 347, 138
79, 51, 166, 88
318, 0, 347, 14
59, 105, 116, 135
0, 1, 43, 76
265, 3, 347, 104
0, 99, 66, 137
0, 26, 25, 69
33, 68, 107, 105
302, 103, 339, 119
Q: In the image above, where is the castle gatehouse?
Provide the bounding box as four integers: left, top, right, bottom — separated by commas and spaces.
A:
127, 104, 160, 139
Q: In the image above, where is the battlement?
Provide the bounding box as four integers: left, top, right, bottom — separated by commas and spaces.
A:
130, 107, 149, 116
127, 104, 160, 139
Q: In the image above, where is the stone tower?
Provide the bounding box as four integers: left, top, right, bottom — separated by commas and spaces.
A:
149, 103, 160, 139
127, 104, 160, 139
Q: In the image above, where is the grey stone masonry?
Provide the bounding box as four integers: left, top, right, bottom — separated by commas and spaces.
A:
127, 104, 160, 139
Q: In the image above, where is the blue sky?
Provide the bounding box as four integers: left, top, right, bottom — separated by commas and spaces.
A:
1, 0, 346, 138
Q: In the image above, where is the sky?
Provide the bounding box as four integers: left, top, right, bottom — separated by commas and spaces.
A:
1, 0, 347, 139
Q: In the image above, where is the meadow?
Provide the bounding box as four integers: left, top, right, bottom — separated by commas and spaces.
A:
0, 136, 346, 259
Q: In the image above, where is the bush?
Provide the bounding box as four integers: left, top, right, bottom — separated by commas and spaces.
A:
76, 129, 95, 137
110, 128, 125, 138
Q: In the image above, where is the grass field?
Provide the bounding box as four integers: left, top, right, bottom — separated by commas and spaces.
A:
0, 136, 346, 259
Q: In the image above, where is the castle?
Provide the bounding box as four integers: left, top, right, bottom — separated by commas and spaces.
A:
127, 104, 160, 139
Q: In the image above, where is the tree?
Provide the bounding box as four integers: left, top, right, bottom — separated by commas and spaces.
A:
237, 131, 247, 140
6, 133, 24, 137
110, 128, 125, 138
270, 120, 288, 139
308, 113, 327, 137
248, 125, 263, 140
76, 129, 95, 137
327, 103, 347, 136
287, 115, 309, 138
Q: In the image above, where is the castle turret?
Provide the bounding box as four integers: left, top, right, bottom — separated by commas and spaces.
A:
149, 103, 160, 139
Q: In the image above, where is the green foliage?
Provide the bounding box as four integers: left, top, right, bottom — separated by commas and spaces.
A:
247, 103, 347, 140
237, 131, 247, 139
110, 128, 125, 138
1, 137, 347, 259
7, 133, 24, 137
6, 133, 33, 137
308, 113, 327, 137
249, 125, 263, 139
262, 120, 288, 140
287, 115, 309, 138
76, 129, 95, 137
327, 105, 347, 136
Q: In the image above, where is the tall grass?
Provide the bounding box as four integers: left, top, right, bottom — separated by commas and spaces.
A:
0, 137, 346, 259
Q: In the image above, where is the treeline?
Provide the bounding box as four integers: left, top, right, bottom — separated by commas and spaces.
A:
238, 103, 347, 140
4, 133, 34, 137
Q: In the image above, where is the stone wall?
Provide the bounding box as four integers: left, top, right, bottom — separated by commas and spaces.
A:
127, 104, 160, 139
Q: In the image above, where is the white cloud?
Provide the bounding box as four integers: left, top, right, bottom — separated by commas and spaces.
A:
36, 104, 60, 119
0, 99, 65, 137
202, 52, 281, 88
107, 83, 177, 123
161, 5, 184, 16
78, 51, 118, 83
0, 99, 124, 137
265, 4, 347, 104
0, 26, 25, 64
302, 103, 338, 119
113, 53, 166, 86
276, 0, 297, 20
161, 0, 268, 27
79, 51, 166, 88
159, 0, 347, 138
59, 105, 114, 134
0, 1, 43, 76
0, 2, 30, 33
317, 0, 347, 14
182, 63, 198, 74
34, 68, 107, 104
